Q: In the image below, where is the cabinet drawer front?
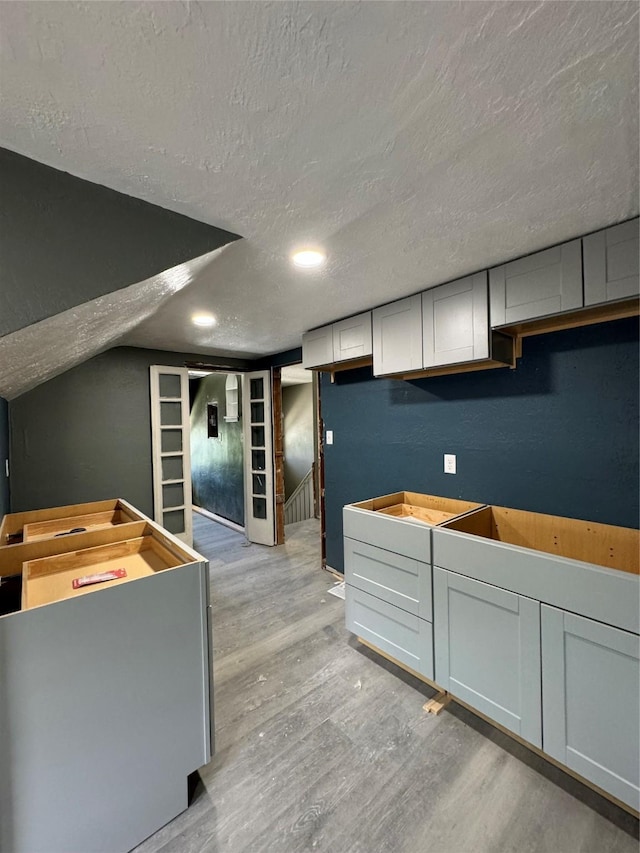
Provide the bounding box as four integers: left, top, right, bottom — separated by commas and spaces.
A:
373, 294, 423, 375
422, 272, 489, 368
344, 537, 432, 620
434, 568, 541, 747
490, 239, 582, 326
343, 505, 431, 563
583, 219, 639, 306
541, 605, 640, 811
302, 326, 334, 368
346, 585, 434, 679
332, 312, 372, 362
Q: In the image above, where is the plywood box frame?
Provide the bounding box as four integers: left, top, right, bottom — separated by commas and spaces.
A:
21, 534, 188, 610
442, 505, 639, 575
350, 491, 484, 527
0, 498, 141, 545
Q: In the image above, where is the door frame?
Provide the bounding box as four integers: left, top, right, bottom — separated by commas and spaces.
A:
150, 365, 193, 546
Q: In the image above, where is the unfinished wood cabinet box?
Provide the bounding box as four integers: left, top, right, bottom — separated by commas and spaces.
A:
0, 500, 214, 853
21, 533, 185, 610
432, 505, 640, 813
0, 497, 142, 546
343, 492, 485, 681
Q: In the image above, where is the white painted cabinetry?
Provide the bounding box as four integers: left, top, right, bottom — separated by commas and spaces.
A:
541, 605, 640, 811
433, 568, 542, 746
422, 272, 490, 368
301, 325, 334, 368
372, 295, 423, 376
302, 311, 372, 369
489, 239, 583, 326
583, 219, 639, 306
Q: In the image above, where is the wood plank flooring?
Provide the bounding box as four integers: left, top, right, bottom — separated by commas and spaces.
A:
134, 515, 638, 853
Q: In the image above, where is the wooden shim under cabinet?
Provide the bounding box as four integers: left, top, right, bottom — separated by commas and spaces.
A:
356, 637, 639, 818
499, 297, 639, 339
423, 691, 451, 715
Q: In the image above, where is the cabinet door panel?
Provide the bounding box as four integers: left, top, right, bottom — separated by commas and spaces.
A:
583, 219, 639, 306
344, 537, 432, 621
302, 326, 334, 368
423, 272, 489, 367
346, 584, 434, 679
373, 295, 422, 376
490, 239, 582, 325
541, 605, 640, 810
434, 568, 541, 746
332, 312, 372, 362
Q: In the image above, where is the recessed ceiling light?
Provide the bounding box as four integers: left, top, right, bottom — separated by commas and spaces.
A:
291, 248, 326, 269
192, 313, 216, 328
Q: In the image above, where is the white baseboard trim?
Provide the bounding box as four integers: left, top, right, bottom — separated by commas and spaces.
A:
193, 505, 245, 534
324, 564, 344, 580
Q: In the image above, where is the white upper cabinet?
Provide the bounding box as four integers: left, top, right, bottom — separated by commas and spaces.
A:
332, 312, 373, 362
583, 219, 639, 307
302, 312, 372, 369
302, 325, 334, 369
490, 239, 582, 326
422, 272, 490, 368
372, 295, 423, 376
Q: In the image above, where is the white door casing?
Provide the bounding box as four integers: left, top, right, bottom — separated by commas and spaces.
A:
150, 365, 193, 546
242, 370, 276, 545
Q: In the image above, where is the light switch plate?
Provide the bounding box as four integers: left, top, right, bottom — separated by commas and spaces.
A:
326, 430, 334, 445
444, 454, 456, 474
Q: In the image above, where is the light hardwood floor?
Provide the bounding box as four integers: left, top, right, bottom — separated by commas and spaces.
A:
134, 514, 638, 853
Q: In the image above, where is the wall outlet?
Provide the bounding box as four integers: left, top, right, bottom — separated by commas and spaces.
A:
444, 454, 456, 474
326, 430, 334, 445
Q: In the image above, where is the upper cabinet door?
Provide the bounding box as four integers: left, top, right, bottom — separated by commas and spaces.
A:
422, 272, 489, 368
490, 239, 582, 326
302, 325, 334, 369
373, 295, 423, 376
583, 219, 639, 306
332, 312, 372, 363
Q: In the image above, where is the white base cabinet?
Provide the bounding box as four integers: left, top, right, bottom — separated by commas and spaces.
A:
346, 585, 434, 679
541, 605, 640, 812
433, 568, 542, 747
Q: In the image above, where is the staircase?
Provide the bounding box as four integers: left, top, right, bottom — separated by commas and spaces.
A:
284, 468, 315, 525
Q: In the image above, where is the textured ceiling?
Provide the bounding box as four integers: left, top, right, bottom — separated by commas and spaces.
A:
1, 1, 638, 374
0, 248, 228, 400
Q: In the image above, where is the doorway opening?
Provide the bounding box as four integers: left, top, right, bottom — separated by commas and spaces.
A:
281, 366, 317, 526
188, 369, 245, 533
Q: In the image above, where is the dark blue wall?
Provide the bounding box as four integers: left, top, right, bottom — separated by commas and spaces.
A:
0, 397, 9, 518
321, 318, 639, 573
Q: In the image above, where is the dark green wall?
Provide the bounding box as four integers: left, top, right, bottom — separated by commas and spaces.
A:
0, 148, 239, 337
0, 397, 9, 518
321, 318, 640, 573
9, 347, 251, 515
190, 374, 244, 525
283, 384, 314, 500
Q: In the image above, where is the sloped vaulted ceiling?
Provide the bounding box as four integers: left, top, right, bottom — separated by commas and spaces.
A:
0, 1, 638, 398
